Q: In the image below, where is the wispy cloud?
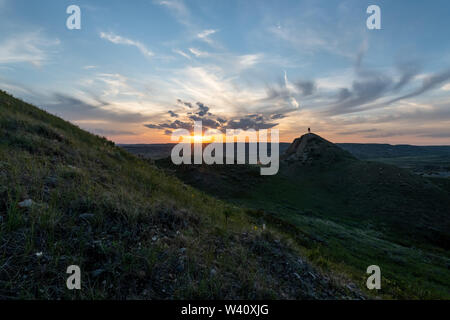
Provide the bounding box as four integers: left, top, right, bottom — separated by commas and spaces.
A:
90, 128, 136, 136
156, 0, 190, 27
189, 48, 209, 57
197, 29, 218, 45
173, 49, 191, 59
45, 93, 149, 124
238, 54, 263, 69
0, 31, 60, 66
283, 71, 299, 108
156, 0, 221, 50
100, 32, 153, 58
385, 68, 450, 105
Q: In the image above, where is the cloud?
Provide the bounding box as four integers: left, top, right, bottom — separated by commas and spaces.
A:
168, 110, 178, 117
270, 113, 286, 120
90, 73, 146, 99
295, 80, 316, 96
223, 117, 278, 131
90, 128, 135, 136
261, 71, 303, 111
189, 48, 209, 57
284, 72, 300, 108
0, 32, 60, 66
144, 99, 282, 134
145, 119, 193, 131
393, 62, 421, 91
336, 88, 352, 102
173, 49, 191, 59
289, 97, 299, 108
195, 102, 210, 116
46, 93, 148, 123
267, 14, 363, 59
177, 99, 193, 108
197, 29, 218, 45
324, 59, 450, 117
156, 0, 190, 26
330, 74, 393, 113
325, 63, 421, 115
337, 128, 378, 136
157, 0, 187, 14
419, 132, 450, 138
0, 79, 34, 96
238, 54, 263, 69
170, 66, 275, 116
188, 115, 220, 128
156, 0, 221, 51
100, 32, 153, 58
386, 68, 450, 105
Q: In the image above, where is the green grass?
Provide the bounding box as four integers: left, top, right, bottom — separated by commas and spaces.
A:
156, 146, 450, 299
240, 164, 450, 299
369, 155, 450, 171
0, 90, 362, 300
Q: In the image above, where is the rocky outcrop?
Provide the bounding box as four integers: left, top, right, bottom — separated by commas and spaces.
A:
282, 133, 355, 165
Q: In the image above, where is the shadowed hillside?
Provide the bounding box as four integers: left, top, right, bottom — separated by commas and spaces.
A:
155, 133, 450, 299
283, 133, 355, 164
282, 135, 450, 248
0, 90, 364, 299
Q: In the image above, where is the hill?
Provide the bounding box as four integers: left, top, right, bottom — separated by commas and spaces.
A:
281, 134, 450, 248
155, 133, 450, 299
0, 90, 364, 299
283, 133, 355, 164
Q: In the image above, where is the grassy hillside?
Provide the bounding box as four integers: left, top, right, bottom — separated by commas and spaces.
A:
156, 139, 450, 299
0, 90, 364, 299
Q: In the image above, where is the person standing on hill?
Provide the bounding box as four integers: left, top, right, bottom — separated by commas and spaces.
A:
308, 127, 311, 133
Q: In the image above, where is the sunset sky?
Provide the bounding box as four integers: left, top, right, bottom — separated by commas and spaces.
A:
1, 0, 450, 145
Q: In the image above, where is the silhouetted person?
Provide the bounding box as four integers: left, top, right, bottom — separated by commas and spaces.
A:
308, 127, 311, 134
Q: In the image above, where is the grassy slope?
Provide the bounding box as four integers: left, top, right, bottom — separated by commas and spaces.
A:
156, 150, 450, 299
0, 90, 363, 300
252, 161, 450, 299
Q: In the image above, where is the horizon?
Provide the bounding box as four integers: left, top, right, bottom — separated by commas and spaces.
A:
1, 0, 450, 145
117, 141, 450, 147
6, 88, 450, 147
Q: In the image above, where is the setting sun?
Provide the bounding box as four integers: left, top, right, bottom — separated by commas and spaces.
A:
181, 134, 224, 143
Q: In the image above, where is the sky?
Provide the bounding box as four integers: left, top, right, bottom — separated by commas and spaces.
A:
1, 0, 450, 145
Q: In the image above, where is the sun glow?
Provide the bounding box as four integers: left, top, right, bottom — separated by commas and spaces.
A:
181, 134, 223, 143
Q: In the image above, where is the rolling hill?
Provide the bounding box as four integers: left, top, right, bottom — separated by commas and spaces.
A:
0, 90, 364, 299
156, 133, 450, 299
